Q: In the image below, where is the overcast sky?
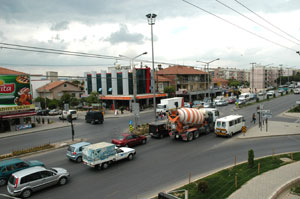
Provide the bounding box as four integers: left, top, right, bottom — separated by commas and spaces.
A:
1, 0, 300, 76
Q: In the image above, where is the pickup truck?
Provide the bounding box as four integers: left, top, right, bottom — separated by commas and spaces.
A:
82, 142, 136, 170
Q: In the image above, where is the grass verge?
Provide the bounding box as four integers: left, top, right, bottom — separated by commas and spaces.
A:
166, 152, 300, 199
0, 143, 55, 160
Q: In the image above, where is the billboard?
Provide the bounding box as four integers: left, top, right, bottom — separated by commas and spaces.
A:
0, 75, 34, 112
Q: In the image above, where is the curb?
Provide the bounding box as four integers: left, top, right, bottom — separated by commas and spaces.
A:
237, 132, 300, 139
149, 151, 300, 199
270, 177, 300, 199
0, 124, 70, 139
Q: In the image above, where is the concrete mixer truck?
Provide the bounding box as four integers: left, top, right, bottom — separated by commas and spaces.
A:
168, 108, 219, 141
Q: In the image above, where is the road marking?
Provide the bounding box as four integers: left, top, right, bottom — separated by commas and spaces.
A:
0, 193, 20, 199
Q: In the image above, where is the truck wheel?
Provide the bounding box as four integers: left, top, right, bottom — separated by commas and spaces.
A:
102, 162, 109, 169
193, 131, 200, 139
187, 133, 193, 141
205, 126, 211, 135
127, 154, 134, 160
96, 164, 101, 170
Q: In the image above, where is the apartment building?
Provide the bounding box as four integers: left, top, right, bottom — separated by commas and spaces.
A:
211, 67, 250, 82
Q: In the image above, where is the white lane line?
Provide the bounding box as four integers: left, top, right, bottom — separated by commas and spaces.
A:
0, 193, 20, 199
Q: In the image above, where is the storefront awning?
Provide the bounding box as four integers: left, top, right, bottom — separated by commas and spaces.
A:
99, 93, 167, 100
0, 112, 36, 119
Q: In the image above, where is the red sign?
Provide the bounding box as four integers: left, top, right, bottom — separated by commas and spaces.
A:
0, 83, 15, 94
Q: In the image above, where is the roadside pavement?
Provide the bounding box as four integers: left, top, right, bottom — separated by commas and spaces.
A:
0, 108, 153, 139
228, 161, 300, 199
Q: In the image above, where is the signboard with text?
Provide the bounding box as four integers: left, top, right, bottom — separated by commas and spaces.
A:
0, 75, 34, 113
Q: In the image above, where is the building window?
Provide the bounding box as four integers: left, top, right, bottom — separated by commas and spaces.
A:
64, 83, 67, 87
58, 92, 63, 97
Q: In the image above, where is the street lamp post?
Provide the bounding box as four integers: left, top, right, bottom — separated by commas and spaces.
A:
119, 52, 147, 128
196, 58, 220, 100
146, 13, 157, 121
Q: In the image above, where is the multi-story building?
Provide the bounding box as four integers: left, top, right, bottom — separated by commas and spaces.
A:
211, 67, 250, 82
84, 67, 167, 110
156, 65, 215, 102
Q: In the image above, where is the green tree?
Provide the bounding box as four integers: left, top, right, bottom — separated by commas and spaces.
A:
34, 97, 50, 109
60, 93, 72, 104
71, 80, 81, 86
70, 98, 80, 107
228, 79, 241, 88
86, 91, 99, 105
248, 149, 255, 168
164, 86, 176, 97
47, 99, 60, 109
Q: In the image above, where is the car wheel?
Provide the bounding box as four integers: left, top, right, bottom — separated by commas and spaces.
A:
0, 178, 6, 186
127, 154, 134, 160
160, 134, 164, 139
58, 177, 68, 185
76, 156, 82, 163
187, 132, 193, 141
142, 139, 147, 144
21, 189, 32, 198
193, 131, 200, 139
228, 132, 233, 137
102, 162, 109, 169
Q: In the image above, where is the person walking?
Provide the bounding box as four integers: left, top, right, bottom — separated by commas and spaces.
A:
251, 113, 256, 124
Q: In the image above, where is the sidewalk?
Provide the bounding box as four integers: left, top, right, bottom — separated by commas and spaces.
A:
228, 161, 300, 199
0, 108, 154, 139
238, 121, 300, 139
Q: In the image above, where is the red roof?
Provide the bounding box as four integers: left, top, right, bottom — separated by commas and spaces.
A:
212, 78, 228, 83
156, 75, 172, 82
37, 81, 65, 92
156, 65, 206, 75
0, 67, 27, 75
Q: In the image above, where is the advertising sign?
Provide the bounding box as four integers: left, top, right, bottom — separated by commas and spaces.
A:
0, 75, 34, 112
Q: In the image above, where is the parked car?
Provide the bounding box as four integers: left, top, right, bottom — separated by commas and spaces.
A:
7, 166, 70, 198
278, 89, 285, 93
149, 121, 169, 138
258, 91, 266, 96
0, 158, 44, 186
48, 109, 61, 116
266, 90, 275, 96
215, 100, 228, 106
66, 142, 91, 162
184, 102, 190, 108
237, 99, 246, 105
203, 102, 216, 108
112, 133, 147, 147
249, 93, 257, 100
294, 88, 300, 94
59, 110, 77, 120
85, 111, 104, 124
36, 109, 49, 116
227, 97, 236, 104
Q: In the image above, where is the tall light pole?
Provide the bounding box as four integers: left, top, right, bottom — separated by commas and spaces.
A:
146, 13, 157, 121
250, 62, 256, 93
197, 58, 220, 99
119, 52, 147, 128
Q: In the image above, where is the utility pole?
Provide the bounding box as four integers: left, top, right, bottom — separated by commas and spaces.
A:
279, 64, 283, 86
250, 63, 256, 93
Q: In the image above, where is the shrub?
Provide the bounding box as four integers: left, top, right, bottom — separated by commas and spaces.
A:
198, 180, 209, 193
248, 149, 255, 168
281, 92, 283, 96
256, 98, 259, 102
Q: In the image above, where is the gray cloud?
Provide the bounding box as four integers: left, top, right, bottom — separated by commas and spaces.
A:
0, 31, 5, 40
105, 24, 145, 44
51, 21, 70, 31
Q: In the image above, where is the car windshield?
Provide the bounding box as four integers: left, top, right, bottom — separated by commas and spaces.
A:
222, 122, 226, 128
49, 168, 58, 173
70, 111, 76, 114
117, 136, 125, 140
157, 105, 165, 109
8, 175, 16, 185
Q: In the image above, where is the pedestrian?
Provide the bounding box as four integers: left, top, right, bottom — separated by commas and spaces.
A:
251, 113, 256, 124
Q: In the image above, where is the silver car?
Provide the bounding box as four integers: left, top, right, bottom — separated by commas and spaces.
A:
7, 166, 70, 198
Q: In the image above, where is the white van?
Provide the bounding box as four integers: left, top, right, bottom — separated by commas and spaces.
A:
59, 110, 78, 120
239, 93, 250, 102
215, 115, 245, 137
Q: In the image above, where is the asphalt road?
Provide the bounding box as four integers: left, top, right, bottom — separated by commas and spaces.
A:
0, 94, 299, 199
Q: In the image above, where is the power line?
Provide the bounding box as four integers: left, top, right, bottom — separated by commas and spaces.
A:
233, 0, 300, 44
181, 0, 297, 52
0, 42, 198, 68
216, 0, 300, 46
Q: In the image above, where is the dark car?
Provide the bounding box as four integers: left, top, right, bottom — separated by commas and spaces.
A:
36, 109, 49, 116
149, 121, 169, 138
112, 133, 147, 147
85, 111, 104, 124
0, 158, 44, 186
